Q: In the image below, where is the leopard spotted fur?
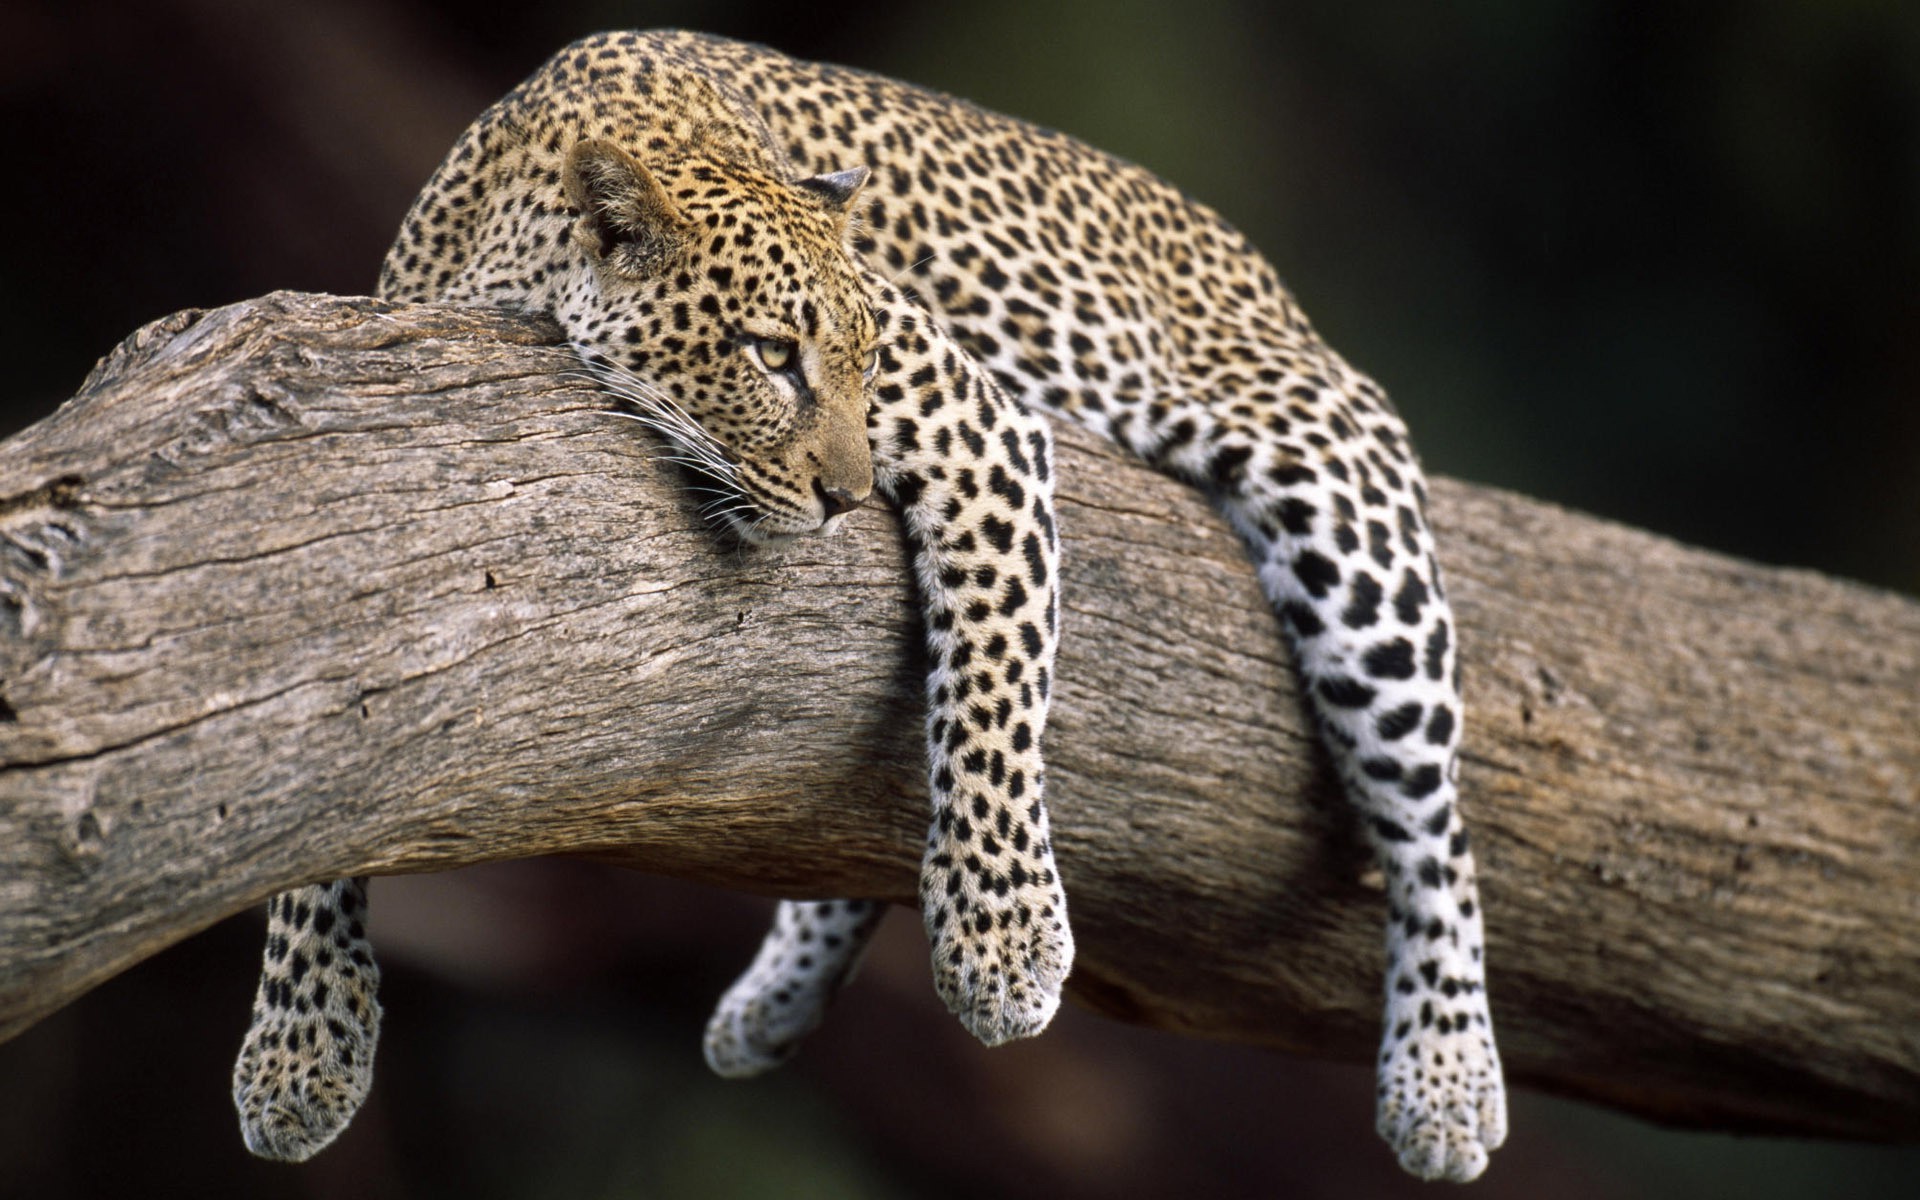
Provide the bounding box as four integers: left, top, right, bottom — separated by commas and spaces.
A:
234, 30, 1506, 1182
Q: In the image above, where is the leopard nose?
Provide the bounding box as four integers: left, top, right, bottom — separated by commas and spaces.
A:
815, 479, 862, 518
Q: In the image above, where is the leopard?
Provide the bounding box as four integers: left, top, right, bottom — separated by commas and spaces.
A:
232, 30, 1506, 1183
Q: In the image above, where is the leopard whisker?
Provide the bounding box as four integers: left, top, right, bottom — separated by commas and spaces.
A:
591, 413, 742, 489
888, 252, 937, 288
567, 361, 742, 482
607, 397, 719, 458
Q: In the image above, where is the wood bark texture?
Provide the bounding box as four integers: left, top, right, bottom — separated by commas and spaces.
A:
1, 293, 1914, 1140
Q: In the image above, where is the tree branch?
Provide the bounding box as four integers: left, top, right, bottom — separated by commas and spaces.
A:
2, 292, 1914, 1140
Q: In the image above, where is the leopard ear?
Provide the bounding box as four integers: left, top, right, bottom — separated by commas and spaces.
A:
563, 139, 690, 274
796, 166, 871, 214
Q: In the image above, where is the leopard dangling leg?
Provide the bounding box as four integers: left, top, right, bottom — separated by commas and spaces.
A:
232, 877, 382, 1161
1249, 412, 1503, 1181
1125, 350, 1505, 1182
864, 283, 1074, 1045
704, 281, 1072, 1063
703, 899, 885, 1077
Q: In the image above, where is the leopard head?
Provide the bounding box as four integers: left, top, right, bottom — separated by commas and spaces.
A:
558, 138, 878, 544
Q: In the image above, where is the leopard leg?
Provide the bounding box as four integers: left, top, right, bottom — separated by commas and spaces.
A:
869, 279, 1073, 1044
231, 877, 382, 1161
703, 899, 885, 1077
1120, 350, 1505, 1182
700, 280, 1070, 1060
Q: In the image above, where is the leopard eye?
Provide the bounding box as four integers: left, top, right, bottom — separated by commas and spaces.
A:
751, 337, 796, 373
862, 347, 880, 381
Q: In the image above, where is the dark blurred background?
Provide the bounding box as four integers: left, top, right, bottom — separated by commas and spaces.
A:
2, 1, 1916, 1197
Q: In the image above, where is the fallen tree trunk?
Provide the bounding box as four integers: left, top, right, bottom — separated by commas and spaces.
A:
1, 292, 1914, 1140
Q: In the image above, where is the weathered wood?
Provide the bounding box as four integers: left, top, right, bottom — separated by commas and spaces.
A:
1, 292, 1914, 1140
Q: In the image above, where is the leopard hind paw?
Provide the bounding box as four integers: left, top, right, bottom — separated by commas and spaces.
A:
703, 899, 883, 1078
1375, 1012, 1507, 1182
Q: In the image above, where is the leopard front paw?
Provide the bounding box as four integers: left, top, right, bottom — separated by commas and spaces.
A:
234, 881, 382, 1161
231, 986, 381, 1162
1374, 1006, 1507, 1182
922, 862, 1074, 1045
